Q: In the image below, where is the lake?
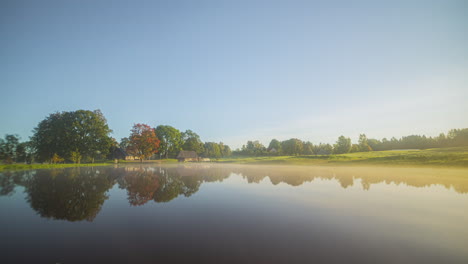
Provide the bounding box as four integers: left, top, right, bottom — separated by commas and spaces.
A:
1, 164, 467, 263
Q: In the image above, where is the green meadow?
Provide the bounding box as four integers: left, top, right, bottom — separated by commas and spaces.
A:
217, 147, 468, 167
2, 147, 467, 171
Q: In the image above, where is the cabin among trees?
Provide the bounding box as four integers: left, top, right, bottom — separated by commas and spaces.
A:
109, 147, 138, 160
177, 151, 199, 162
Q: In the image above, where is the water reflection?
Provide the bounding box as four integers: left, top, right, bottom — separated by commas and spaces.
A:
26, 168, 114, 221
232, 165, 468, 193
0, 165, 467, 222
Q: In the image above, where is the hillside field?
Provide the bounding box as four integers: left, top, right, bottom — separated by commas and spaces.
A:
217, 147, 468, 167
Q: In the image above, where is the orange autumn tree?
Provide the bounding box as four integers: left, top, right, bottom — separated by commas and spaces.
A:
127, 123, 160, 162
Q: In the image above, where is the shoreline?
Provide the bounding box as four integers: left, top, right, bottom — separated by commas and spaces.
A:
1, 147, 467, 171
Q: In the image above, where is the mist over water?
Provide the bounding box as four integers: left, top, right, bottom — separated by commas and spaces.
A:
1, 164, 467, 263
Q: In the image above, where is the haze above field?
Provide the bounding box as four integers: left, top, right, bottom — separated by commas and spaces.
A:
1, 0, 467, 148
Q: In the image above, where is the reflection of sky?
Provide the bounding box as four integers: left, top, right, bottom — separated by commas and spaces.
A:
1, 165, 468, 262
1, 1, 467, 148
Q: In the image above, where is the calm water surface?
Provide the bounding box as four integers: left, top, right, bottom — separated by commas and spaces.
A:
1, 164, 467, 263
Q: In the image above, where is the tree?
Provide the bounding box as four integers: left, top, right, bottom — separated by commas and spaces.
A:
302, 141, 314, 155
221, 144, 232, 157
0, 134, 20, 163
268, 139, 282, 155
181, 130, 204, 154
241, 140, 266, 156
127, 124, 160, 162
334, 136, 352, 154
203, 142, 221, 159
358, 134, 372, 152
447, 128, 468, 147
155, 125, 182, 159
31, 110, 113, 163
119, 137, 131, 150
313, 143, 333, 155
281, 138, 303, 156
350, 144, 360, 153
70, 151, 82, 164
51, 153, 64, 164
15, 142, 28, 163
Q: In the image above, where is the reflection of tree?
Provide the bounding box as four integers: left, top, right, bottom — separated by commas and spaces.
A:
0, 172, 16, 196
230, 165, 468, 194
123, 168, 160, 206
0, 170, 33, 196
25, 168, 115, 222
2, 164, 467, 223
337, 175, 354, 189
153, 170, 184, 203
180, 176, 201, 197
150, 165, 230, 203
235, 167, 318, 186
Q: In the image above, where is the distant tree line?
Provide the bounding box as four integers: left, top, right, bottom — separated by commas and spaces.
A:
233, 129, 468, 156
1, 109, 467, 163
0, 109, 232, 164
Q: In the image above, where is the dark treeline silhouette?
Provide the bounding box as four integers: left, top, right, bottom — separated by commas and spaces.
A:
1, 165, 467, 222
0, 109, 467, 164
234, 128, 468, 156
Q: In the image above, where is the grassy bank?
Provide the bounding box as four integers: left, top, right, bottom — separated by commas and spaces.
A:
0, 162, 114, 171
217, 147, 468, 167
117, 159, 179, 164
0, 159, 179, 171
2, 148, 467, 171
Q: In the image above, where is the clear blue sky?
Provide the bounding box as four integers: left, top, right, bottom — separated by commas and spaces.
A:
1, 0, 467, 149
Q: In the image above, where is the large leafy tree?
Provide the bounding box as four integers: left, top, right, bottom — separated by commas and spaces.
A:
268, 139, 282, 155
334, 136, 352, 154
31, 110, 113, 163
358, 134, 372, 152
203, 142, 221, 159
155, 125, 182, 159
127, 124, 160, 161
181, 130, 204, 154
0, 134, 20, 163
119, 137, 131, 150
302, 141, 314, 155
219, 142, 231, 157
281, 138, 303, 156
447, 128, 468, 147
312, 143, 333, 155
242, 140, 266, 156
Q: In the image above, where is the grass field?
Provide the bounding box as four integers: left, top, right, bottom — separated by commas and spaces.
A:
2, 148, 467, 171
217, 147, 468, 167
